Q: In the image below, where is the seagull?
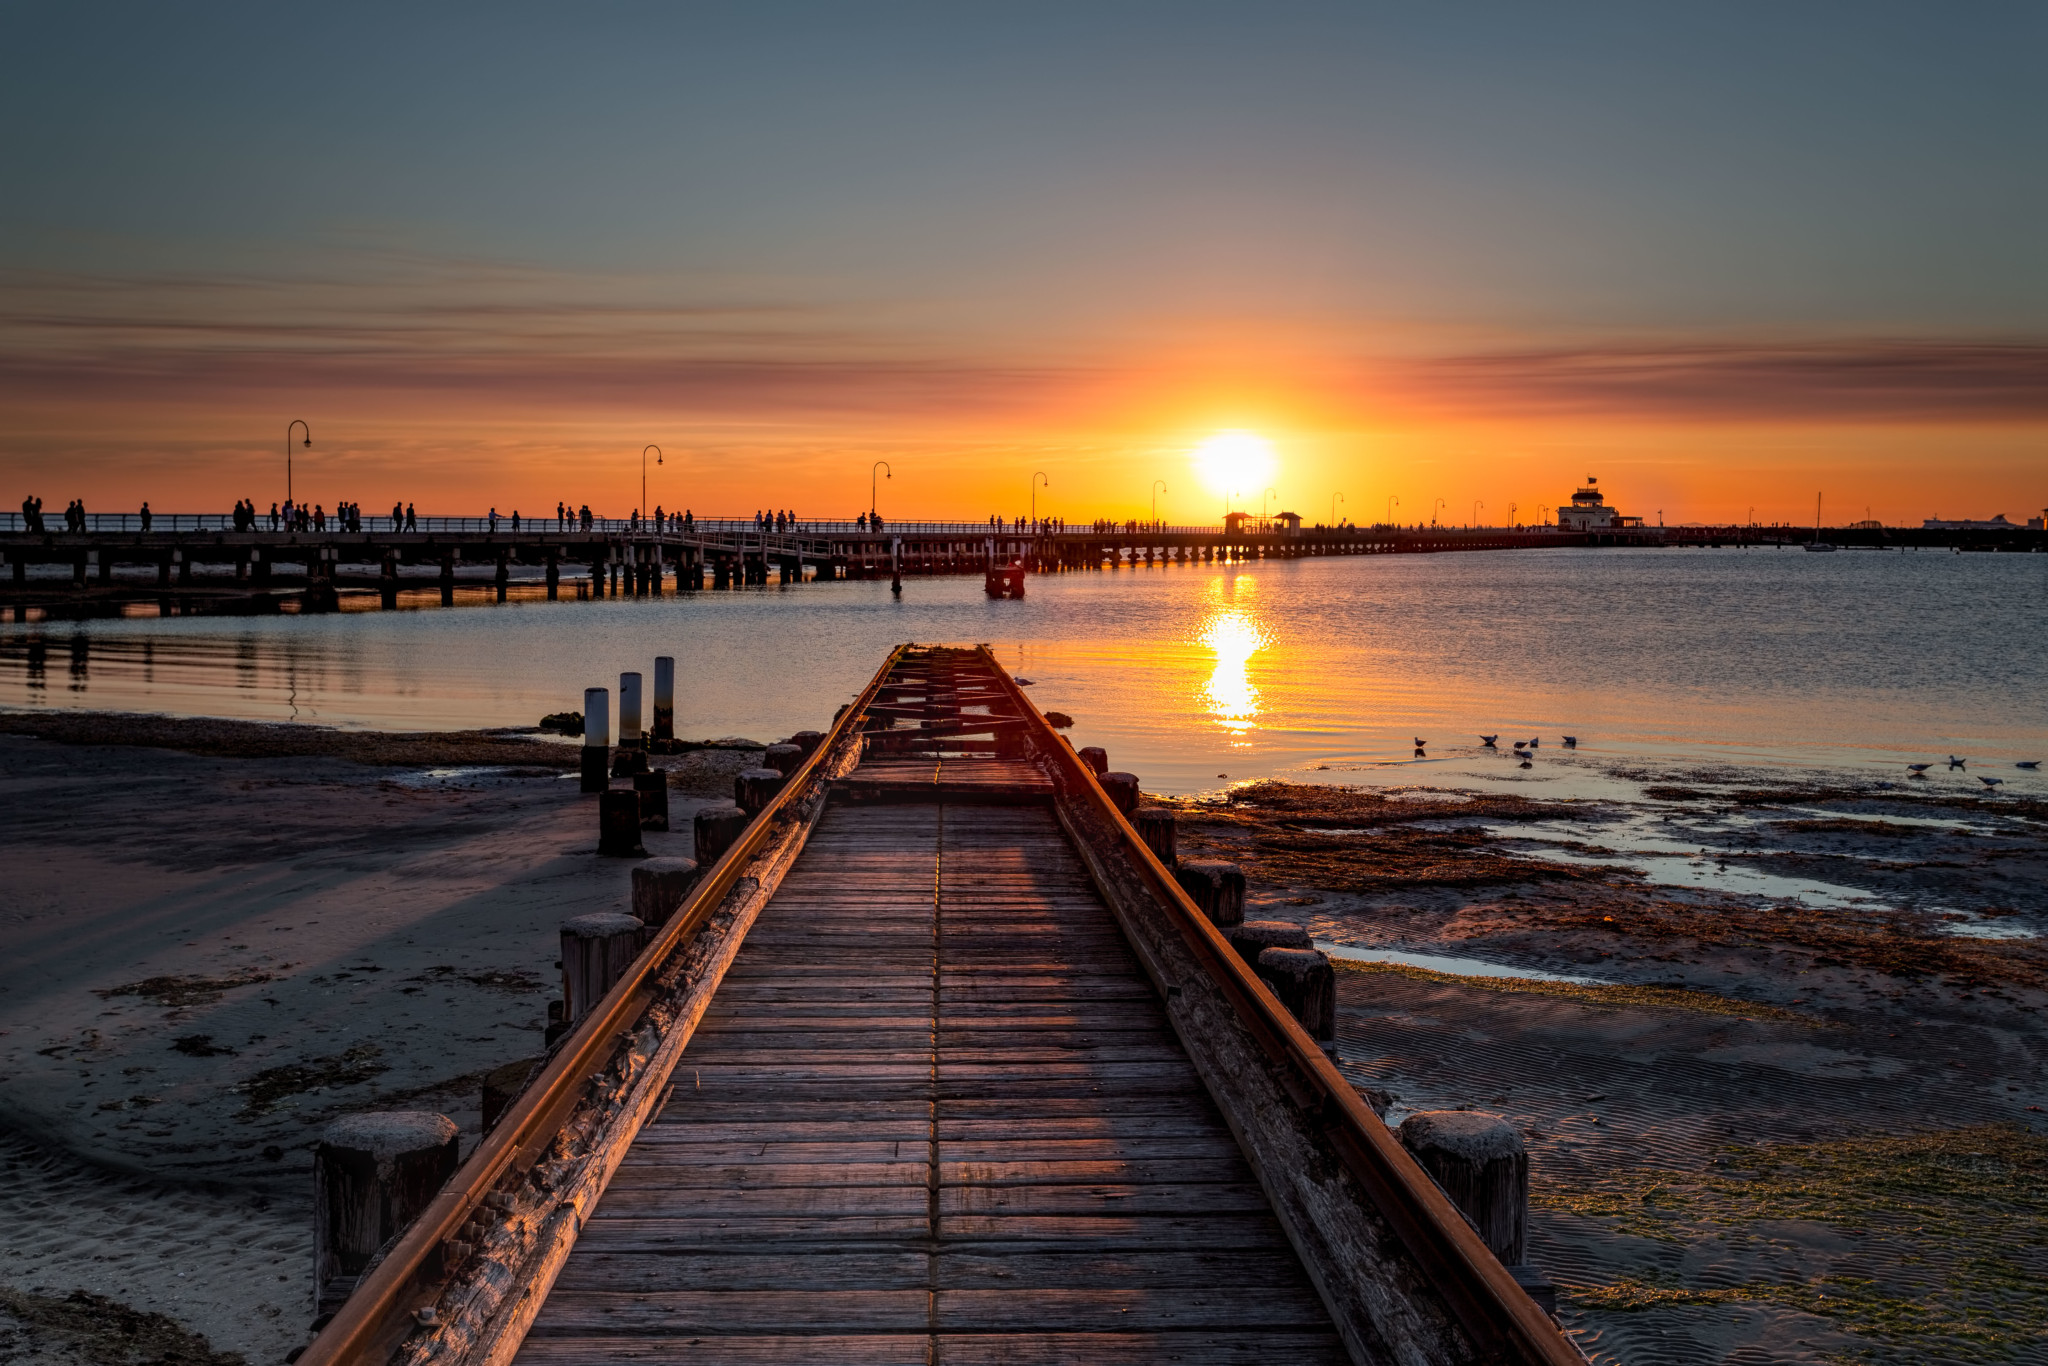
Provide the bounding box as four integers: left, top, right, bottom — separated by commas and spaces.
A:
1562, 736, 1577, 748
2019, 761, 2041, 770
1949, 756, 1967, 769
1527, 737, 1540, 749
1480, 735, 1498, 748
1414, 738, 1428, 748
1907, 763, 1932, 774
1979, 776, 2005, 789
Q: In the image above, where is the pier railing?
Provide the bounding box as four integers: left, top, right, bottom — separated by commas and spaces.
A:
1, 512, 1239, 537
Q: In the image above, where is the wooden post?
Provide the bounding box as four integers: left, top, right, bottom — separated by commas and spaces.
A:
786, 729, 824, 757
1254, 947, 1336, 1043
1077, 746, 1109, 776
597, 789, 646, 856
560, 912, 648, 1021
1134, 807, 1176, 867
1099, 771, 1140, 817
581, 687, 610, 793
314, 1111, 459, 1315
632, 769, 670, 831
762, 742, 804, 776
1227, 919, 1311, 963
694, 801, 749, 865
735, 766, 785, 815
545, 553, 559, 600
631, 856, 700, 928
1396, 1111, 1532, 1275
1174, 860, 1246, 927
618, 671, 644, 751
652, 656, 675, 742
890, 536, 902, 594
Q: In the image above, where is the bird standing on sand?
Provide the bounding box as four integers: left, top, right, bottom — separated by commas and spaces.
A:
1979, 776, 2005, 789
2019, 761, 2042, 770
1949, 755, 1967, 768
1527, 737, 1540, 749
1480, 735, 1498, 748
1562, 736, 1577, 748
1907, 763, 1932, 774
1413, 739, 1427, 757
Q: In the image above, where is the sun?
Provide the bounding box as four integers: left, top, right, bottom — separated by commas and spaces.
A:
1192, 430, 1276, 503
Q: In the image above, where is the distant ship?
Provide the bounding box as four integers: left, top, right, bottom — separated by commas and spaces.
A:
1806, 492, 1836, 552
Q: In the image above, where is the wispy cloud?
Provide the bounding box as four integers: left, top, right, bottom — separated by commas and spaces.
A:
5, 260, 2047, 425
1386, 341, 2048, 422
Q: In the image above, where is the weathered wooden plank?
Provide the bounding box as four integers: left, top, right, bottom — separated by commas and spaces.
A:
515, 1335, 931, 1366
939, 1183, 1274, 1217
525, 1289, 930, 1335
552, 1250, 927, 1293
941, 1159, 1249, 1188
934, 1331, 1349, 1365
606, 1161, 928, 1190
593, 1184, 929, 1217
571, 1215, 932, 1248
934, 1286, 1333, 1331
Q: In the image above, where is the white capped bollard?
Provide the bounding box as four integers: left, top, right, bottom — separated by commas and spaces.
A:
619, 671, 644, 750
652, 656, 676, 743
581, 687, 610, 793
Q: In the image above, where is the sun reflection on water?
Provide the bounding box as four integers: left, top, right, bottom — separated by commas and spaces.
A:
1198, 580, 1268, 738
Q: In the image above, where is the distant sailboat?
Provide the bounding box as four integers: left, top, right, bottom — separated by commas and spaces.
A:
1806, 492, 1837, 551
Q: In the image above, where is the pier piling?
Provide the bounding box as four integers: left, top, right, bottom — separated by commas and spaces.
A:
693, 801, 748, 864
1397, 1111, 1539, 1301
632, 769, 669, 830
580, 688, 610, 793
1134, 806, 1177, 866
1255, 946, 1336, 1042
559, 912, 649, 1020
313, 1112, 459, 1316
1099, 769, 1140, 816
630, 857, 700, 928
651, 656, 675, 742
597, 790, 647, 856
1174, 859, 1246, 926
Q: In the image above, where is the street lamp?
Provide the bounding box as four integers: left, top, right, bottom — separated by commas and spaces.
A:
1386, 494, 1399, 525
287, 420, 311, 507
1509, 501, 1519, 530
1031, 471, 1050, 527
1330, 491, 1343, 526
1433, 497, 1446, 526
1152, 479, 1167, 524
642, 445, 663, 529
1471, 499, 1483, 529
872, 460, 891, 522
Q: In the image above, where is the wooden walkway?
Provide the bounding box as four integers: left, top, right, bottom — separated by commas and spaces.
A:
516, 799, 1346, 1363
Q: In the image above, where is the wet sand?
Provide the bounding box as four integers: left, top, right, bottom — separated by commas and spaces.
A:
2, 717, 2043, 1364
1177, 778, 2048, 1365
0, 717, 765, 1364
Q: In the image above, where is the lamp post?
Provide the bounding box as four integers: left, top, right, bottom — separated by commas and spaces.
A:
1152, 479, 1167, 524
287, 420, 311, 508
1032, 471, 1049, 527
1386, 494, 1399, 526
642, 445, 662, 529
1471, 499, 1483, 529
1330, 491, 1343, 526
1509, 501, 1518, 530
1433, 497, 1446, 526
1262, 487, 1277, 517
871, 460, 891, 523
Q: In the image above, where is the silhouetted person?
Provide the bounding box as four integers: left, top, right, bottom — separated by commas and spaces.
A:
405, 502, 417, 532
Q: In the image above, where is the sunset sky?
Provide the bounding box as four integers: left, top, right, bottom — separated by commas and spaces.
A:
3, 3, 2043, 526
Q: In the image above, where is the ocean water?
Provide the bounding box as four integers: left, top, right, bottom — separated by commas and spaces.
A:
2, 546, 2044, 798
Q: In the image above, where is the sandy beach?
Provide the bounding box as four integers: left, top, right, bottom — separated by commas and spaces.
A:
0, 715, 767, 1364
1, 717, 2042, 1364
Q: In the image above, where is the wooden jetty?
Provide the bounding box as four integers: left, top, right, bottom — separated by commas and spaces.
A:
298, 645, 1582, 1366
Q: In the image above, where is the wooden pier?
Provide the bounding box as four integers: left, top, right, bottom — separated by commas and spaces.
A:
299, 646, 1582, 1366
15, 512, 2032, 613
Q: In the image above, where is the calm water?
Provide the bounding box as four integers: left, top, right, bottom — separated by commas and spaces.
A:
2, 548, 2044, 797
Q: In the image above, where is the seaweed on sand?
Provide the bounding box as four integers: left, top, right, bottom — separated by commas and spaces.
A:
0, 1287, 243, 1366
230, 1044, 386, 1118
1544, 1124, 2048, 1361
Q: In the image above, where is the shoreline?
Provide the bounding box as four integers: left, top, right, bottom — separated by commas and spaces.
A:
0, 716, 2042, 1363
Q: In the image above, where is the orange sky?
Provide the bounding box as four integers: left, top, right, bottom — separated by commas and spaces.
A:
4, 9, 2044, 527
